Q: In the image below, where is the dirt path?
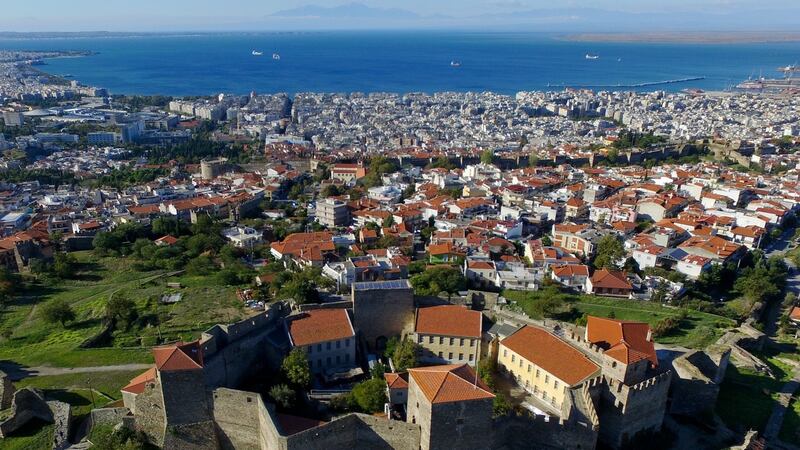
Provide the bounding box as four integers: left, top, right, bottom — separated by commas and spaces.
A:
0, 362, 153, 381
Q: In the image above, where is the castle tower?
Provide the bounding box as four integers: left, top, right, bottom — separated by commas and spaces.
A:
406, 364, 494, 450
584, 316, 670, 448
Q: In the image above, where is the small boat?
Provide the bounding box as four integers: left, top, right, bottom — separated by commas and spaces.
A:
273, 53, 281, 60
252, 50, 263, 56
585, 53, 599, 60
450, 60, 462, 67
617, 58, 622, 62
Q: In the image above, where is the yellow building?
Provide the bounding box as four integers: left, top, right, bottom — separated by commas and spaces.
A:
498, 325, 599, 410
414, 305, 482, 366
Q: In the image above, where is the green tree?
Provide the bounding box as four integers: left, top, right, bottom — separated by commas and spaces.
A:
382, 214, 396, 228
269, 384, 296, 409
40, 299, 76, 327
410, 266, 466, 299
282, 348, 311, 388
351, 378, 388, 413
0, 267, 21, 305
528, 152, 539, 167
52, 253, 78, 279
480, 150, 495, 165
321, 184, 341, 198
391, 338, 419, 372
592, 235, 625, 270
493, 393, 512, 417
106, 295, 138, 329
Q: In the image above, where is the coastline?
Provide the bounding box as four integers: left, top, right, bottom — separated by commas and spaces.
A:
562, 32, 800, 44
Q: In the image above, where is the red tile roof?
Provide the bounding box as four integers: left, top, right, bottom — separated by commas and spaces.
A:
121, 367, 157, 394
415, 305, 482, 338
287, 309, 355, 347
586, 316, 657, 367
384, 372, 409, 389
501, 326, 599, 386
408, 364, 494, 404
153, 341, 203, 372
589, 269, 633, 290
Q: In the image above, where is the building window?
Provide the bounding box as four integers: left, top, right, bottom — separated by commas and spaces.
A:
469, 354, 474, 362
449, 337, 454, 346
456, 418, 464, 425
459, 338, 464, 346
543, 392, 548, 401
503, 349, 508, 357
511, 355, 515, 363
336, 340, 341, 349
459, 353, 464, 360
448, 352, 453, 360
536, 369, 540, 378
438, 352, 443, 358
429, 336, 434, 344
519, 359, 522, 368
544, 375, 549, 384
336, 355, 341, 364
439, 337, 444, 345
345, 339, 350, 347
527, 364, 531, 373
317, 359, 322, 368
470, 339, 475, 347
534, 386, 539, 394
317, 344, 322, 352
326, 357, 331, 365
554, 380, 559, 389
327, 342, 331, 350
418, 335, 424, 344
308, 346, 313, 354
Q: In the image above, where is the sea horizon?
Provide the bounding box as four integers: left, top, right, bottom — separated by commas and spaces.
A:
2, 30, 799, 97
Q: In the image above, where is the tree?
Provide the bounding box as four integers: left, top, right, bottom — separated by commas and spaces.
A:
40, 299, 76, 327
528, 152, 539, 167
106, 295, 138, 329
410, 267, 466, 299
391, 338, 419, 372
351, 378, 388, 413
382, 214, 396, 228
282, 348, 311, 388
480, 150, 495, 165
592, 235, 625, 270
152, 216, 181, 237
0, 267, 21, 305
52, 253, 78, 279
269, 384, 296, 409
321, 184, 341, 198
493, 393, 512, 417
540, 235, 552, 246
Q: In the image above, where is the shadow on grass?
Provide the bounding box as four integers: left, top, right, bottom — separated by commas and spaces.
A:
45, 389, 93, 408
0, 360, 35, 381
716, 365, 782, 434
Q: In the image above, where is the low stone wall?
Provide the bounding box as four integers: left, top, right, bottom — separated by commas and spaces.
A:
0, 388, 53, 438
48, 400, 71, 450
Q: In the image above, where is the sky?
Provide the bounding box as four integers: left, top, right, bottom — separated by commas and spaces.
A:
1, 0, 799, 32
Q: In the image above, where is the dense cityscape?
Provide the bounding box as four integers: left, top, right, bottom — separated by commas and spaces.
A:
0, 44, 799, 450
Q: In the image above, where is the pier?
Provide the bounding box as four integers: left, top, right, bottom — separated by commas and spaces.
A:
547, 76, 706, 89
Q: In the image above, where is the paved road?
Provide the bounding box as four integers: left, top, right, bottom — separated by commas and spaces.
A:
0, 363, 153, 381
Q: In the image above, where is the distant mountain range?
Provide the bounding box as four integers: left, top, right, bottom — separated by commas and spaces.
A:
269, 2, 422, 20
1, 2, 798, 34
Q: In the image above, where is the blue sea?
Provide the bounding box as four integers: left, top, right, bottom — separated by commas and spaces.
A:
1, 32, 799, 96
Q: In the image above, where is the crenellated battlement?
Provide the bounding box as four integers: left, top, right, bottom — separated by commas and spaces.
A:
628, 370, 672, 394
